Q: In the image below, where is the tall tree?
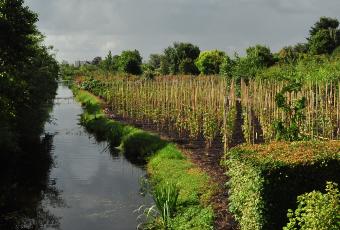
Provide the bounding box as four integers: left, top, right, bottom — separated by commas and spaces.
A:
163, 42, 200, 75
308, 17, 340, 54
118, 49, 142, 75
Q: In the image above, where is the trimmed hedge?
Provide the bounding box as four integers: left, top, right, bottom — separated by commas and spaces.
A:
222, 141, 340, 230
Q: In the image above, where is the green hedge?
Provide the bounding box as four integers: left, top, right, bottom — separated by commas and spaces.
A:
222, 141, 340, 230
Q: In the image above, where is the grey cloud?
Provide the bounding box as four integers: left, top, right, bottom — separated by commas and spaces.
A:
25, 0, 340, 62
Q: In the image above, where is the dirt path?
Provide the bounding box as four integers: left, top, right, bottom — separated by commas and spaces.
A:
102, 105, 239, 230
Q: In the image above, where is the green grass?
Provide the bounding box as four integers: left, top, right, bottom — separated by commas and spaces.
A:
73, 88, 216, 229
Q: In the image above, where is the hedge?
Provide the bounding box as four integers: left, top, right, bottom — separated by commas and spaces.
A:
222, 141, 340, 230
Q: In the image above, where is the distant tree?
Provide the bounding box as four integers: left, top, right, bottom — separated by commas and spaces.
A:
148, 54, 162, 70
195, 50, 226, 75
163, 42, 200, 75
179, 58, 199, 75
118, 49, 142, 75
101, 51, 119, 72
219, 55, 234, 77
309, 17, 339, 37
91, 56, 102, 65
159, 55, 171, 75
246, 45, 275, 68
231, 55, 260, 79
308, 17, 340, 54
293, 43, 309, 54
309, 29, 338, 54
278, 46, 299, 63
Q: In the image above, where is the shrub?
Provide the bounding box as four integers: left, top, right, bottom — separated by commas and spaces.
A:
222, 141, 340, 230
284, 182, 340, 230
195, 50, 226, 75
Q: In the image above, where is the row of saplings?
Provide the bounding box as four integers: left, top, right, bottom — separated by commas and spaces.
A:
75, 73, 339, 229
222, 81, 339, 230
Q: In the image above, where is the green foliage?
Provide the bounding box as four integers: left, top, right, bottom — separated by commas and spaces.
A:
273, 81, 306, 141
246, 45, 275, 68
309, 17, 339, 37
278, 46, 300, 64
309, 29, 338, 54
0, 0, 58, 151
153, 183, 180, 228
148, 54, 162, 71
333, 46, 340, 57
195, 50, 226, 75
284, 182, 340, 230
222, 141, 340, 230
163, 42, 200, 75
118, 49, 142, 75
308, 17, 340, 54
219, 56, 234, 77
179, 57, 199, 75
231, 55, 261, 79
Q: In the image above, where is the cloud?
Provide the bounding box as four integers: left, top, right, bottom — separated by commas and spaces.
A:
25, 0, 340, 62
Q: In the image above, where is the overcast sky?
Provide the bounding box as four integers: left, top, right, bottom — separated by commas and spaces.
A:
25, 0, 340, 63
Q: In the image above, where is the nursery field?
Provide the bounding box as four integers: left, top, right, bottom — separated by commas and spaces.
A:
77, 74, 340, 149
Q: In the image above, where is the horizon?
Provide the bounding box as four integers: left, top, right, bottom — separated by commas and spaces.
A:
25, 0, 340, 63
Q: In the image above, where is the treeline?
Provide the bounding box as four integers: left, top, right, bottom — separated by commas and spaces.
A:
0, 0, 59, 153
67, 16, 340, 81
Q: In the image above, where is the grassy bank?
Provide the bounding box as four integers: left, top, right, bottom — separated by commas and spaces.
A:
73, 87, 216, 229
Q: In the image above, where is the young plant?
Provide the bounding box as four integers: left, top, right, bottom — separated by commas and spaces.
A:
273, 81, 307, 141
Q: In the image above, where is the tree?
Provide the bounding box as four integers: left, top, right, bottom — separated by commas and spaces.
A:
219, 55, 234, 77
309, 17, 339, 37
195, 50, 226, 75
91, 56, 102, 65
246, 44, 275, 68
309, 29, 337, 54
278, 46, 299, 63
118, 49, 142, 75
148, 54, 162, 71
179, 58, 199, 75
163, 42, 200, 75
0, 0, 58, 150
307, 17, 340, 54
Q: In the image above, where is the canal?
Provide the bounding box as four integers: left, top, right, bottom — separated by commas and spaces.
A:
0, 84, 148, 230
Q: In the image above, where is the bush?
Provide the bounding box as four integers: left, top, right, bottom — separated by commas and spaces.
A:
222, 141, 340, 230
195, 50, 226, 75
284, 182, 340, 230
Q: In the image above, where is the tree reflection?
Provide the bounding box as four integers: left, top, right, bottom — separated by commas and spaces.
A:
0, 134, 64, 230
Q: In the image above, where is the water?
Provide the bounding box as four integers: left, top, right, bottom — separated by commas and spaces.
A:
0, 85, 148, 230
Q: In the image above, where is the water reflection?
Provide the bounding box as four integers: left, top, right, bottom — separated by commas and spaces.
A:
1, 85, 150, 230
0, 134, 63, 230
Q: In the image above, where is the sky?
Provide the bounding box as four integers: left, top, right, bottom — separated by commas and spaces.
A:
25, 0, 340, 63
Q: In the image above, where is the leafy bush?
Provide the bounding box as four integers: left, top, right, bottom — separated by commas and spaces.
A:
222, 141, 340, 230
195, 50, 226, 75
284, 182, 340, 230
